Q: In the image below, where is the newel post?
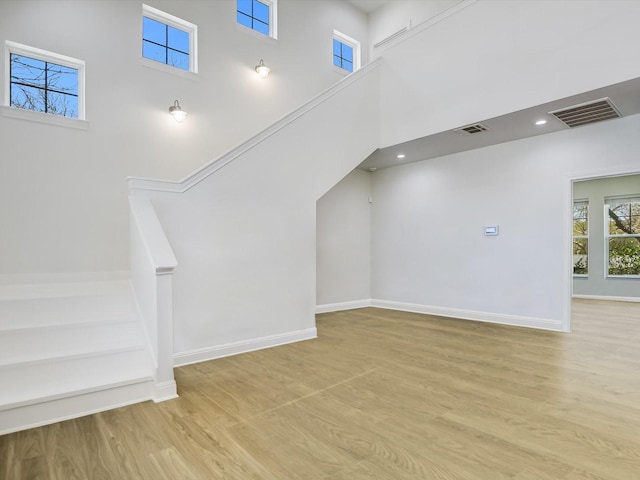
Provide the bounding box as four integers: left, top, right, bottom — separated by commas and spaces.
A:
153, 265, 178, 401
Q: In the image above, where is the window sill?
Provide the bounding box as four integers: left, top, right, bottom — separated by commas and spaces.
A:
1, 106, 89, 130
573, 274, 589, 278
139, 57, 199, 81
332, 65, 355, 76
236, 23, 278, 43
606, 275, 640, 279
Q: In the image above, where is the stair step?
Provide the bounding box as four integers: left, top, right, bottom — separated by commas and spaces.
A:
0, 348, 154, 411
0, 379, 155, 435
0, 279, 162, 434
0, 280, 132, 301
0, 292, 138, 330
0, 320, 145, 367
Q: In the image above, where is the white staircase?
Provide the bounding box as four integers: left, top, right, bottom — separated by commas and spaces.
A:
0, 280, 156, 435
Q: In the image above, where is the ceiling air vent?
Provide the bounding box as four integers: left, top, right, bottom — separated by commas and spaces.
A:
455, 123, 489, 135
549, 97, 622, 128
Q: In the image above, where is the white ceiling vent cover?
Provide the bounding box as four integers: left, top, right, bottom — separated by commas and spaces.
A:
549, 97, 622, 128
455, 123, 489, 135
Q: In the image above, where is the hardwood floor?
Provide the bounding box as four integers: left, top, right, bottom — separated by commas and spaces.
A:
2, 299, 640, 479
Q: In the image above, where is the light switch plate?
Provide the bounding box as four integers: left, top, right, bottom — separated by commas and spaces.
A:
485, 225, 499, 236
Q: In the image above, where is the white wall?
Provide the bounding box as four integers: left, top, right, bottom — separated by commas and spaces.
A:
368, 0, 458, 48
0, 0, 369, 277
573, 174, 640, 299
316, 169, 372, 307
139, 65, 380, 359
371, 114, 640, 330
378, 0, 640, 148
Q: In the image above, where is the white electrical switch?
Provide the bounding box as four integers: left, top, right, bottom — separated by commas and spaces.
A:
484, 225, 499, 236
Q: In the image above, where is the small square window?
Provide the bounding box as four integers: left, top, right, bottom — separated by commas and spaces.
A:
333, 30, 360, 74
142, 5, 197, 73
6, 41, 84, 120
237, 0, 277, 38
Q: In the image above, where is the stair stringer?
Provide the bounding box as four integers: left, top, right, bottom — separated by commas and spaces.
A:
127, 61, 381, 364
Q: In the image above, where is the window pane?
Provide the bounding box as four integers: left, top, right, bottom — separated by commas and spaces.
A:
237, 12, 252, 28
608, 237, 640, 275
167, 50, 189, 71
254, 20, 269, 36
342, 44, 353, 62
633, 203, 640, 234
237, 0, 252, 15
573, 238, 588, 274
11, 54, 46, 88
573, 221, 588, 236
253, 0, 269, 24
608, 204, 640, 234
47, 63, 78, 95
168, 26, 189, 54
333, 55, 341, 68
343, 60, 353, 72
333, 39, 341, 57
47, 91, 78, 118
143, 40, 166, 63
10, 84, 45, 112
143, 17, 166, 45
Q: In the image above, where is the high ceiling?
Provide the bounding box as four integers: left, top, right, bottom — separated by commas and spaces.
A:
358, 76, 640, 171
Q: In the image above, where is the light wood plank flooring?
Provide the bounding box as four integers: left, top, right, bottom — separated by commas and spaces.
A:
2, 299, 640, 479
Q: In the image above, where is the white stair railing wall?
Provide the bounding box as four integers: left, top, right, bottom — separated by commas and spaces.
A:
127, 61, 381, 368
129, 195, 178, 401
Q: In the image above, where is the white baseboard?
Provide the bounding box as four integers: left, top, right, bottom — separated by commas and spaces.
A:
0, 380, 154, 436
173, 327, 318, 367
316, 299, 372, 314
572, 294, 640, 303
152, 380, 178, 402
371, 299, 564, 332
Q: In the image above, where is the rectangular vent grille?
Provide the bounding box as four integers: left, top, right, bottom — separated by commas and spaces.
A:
549, 98, 621, 128
455, 123, 489, 135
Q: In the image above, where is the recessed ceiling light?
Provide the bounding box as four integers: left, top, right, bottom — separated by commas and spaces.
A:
397, 154, 406, 159
535, 119, 547, 125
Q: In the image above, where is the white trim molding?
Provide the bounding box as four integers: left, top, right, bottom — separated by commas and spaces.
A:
152, 380, 178, 402
126, 59, 381, 193
370, 299, 564, 332
316, 299, 372, 314
573, 294, 640, 303
173, 327, 317, 367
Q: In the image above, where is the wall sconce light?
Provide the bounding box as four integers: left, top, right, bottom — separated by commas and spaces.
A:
255, 59, 270, 79
169, 100, 187, 122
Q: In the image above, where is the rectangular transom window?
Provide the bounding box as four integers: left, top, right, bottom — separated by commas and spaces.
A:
333, 30, 360, 74
142, 4, 197, 72
5, 41, 84, 120
237, 0, 276, 38
606, 196, 640, 276
573, 200, 589, 275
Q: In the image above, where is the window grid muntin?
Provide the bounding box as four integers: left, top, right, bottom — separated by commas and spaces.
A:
333, 39, 353, 72
237, 0, 271, 36
143, 16, 190, 71
605, 197, 640, 276
9, 53, 78, 118
141, 4, 197, 73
